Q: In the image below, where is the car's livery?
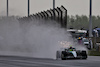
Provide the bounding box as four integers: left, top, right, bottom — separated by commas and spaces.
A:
56, 47, 87, 60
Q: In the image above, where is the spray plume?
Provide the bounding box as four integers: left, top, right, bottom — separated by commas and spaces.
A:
0, 17, 86, 59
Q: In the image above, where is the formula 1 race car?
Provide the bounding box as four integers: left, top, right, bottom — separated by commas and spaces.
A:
56, 47, 87, 60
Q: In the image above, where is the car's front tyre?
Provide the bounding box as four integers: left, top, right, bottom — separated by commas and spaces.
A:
81, 51, 87, 59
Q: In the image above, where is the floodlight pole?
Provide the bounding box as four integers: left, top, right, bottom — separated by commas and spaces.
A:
89, 0, 92, 37
7, 0, 8, 17
53, 0, 55, 9
28, 0, 30, 17
53, 0, 55, 19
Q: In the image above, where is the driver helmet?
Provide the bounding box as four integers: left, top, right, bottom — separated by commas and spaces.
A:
69, 45, 72, 49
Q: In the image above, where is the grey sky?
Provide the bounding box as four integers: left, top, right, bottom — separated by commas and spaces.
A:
0, 0, 100, 16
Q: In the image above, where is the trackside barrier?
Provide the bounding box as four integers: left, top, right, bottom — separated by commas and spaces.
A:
18, 5, 67, 28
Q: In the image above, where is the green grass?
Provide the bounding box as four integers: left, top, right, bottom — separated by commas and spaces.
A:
88, 50, 100, 56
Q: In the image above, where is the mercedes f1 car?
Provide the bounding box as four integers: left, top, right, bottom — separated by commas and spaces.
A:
56, 47, 87, 60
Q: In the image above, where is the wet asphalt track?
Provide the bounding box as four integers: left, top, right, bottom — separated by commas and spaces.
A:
0, 56, 100, 67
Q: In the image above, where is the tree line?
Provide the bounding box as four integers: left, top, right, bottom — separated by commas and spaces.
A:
67, 15, 100, 30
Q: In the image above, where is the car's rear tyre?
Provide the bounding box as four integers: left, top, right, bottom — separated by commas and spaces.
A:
61, 53, 66, 60
56, 51, 60, 60
61, 51, 66, 60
